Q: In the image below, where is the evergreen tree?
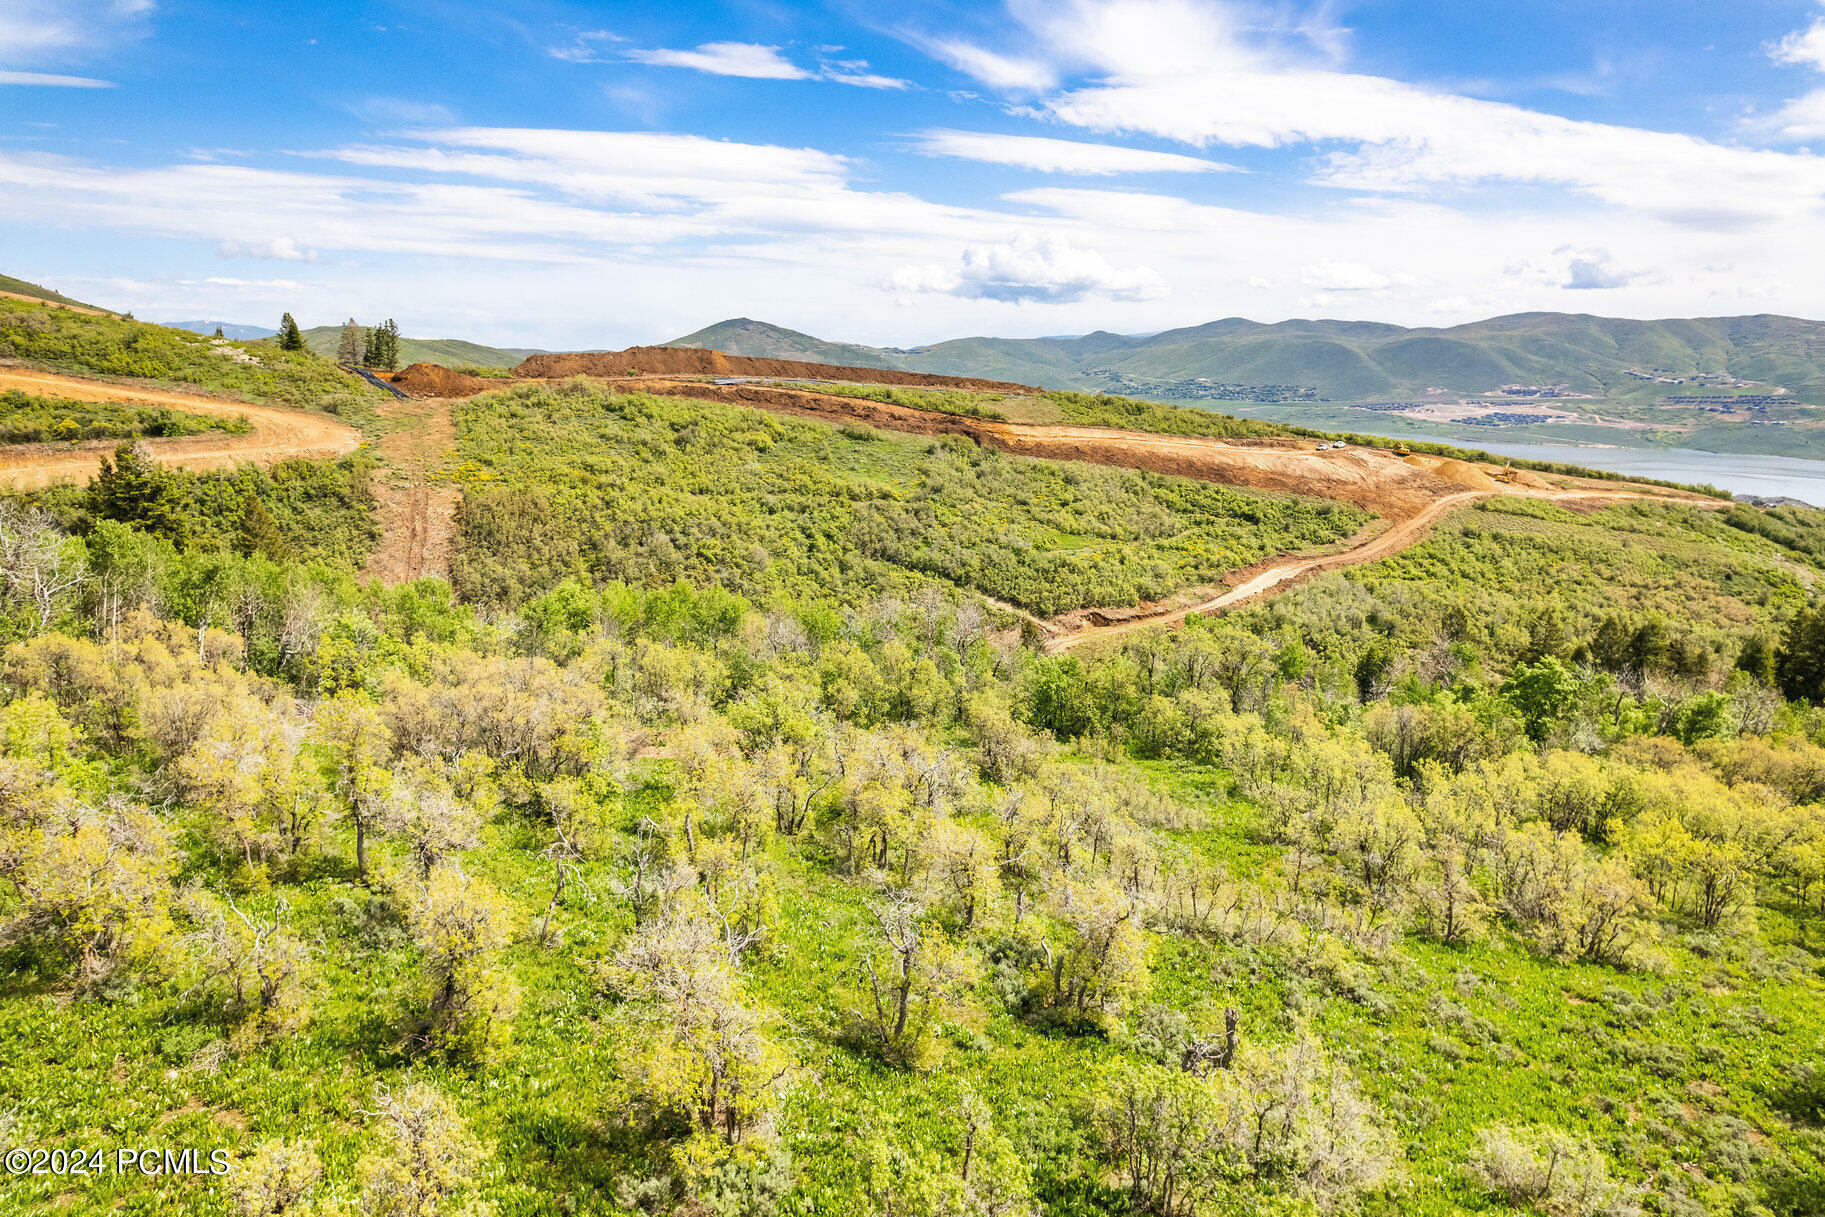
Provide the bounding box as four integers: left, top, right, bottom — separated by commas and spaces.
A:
362, 318, 400, 371
234, 490, 291, 562
1590, 614, 1633, 673
88, 443, 194, 547
277, 313, 305, 352
1736, 634, 1777, 686
1777, 604, 1825, 704
1627, 618, 1670, 677
213, 326, 224, 339
336, 318, 364, 367
1520, 603, 1569, 664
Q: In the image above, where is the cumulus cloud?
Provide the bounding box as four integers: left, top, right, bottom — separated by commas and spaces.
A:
1772, 13, 1825, 71
1758, 7, 1825, 140
625, 42, 810, 80
1564, 249, 1645, 290
217, 236, 316, 262
911, 128, 1235, 174
891, 234, 1166, 303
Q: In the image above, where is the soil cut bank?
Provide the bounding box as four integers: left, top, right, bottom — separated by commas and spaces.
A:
513, 346, 1034, 393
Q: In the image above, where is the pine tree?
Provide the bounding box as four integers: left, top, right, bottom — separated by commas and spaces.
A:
213, 326, 224, 339
1777, 604, 1825, 704
1736, 634, 1777, 686
363, 318, 401, 371
235, 490, 291, 562
336, 318, 364, 366
89, 443, 194, 548
278, 313, 305, 352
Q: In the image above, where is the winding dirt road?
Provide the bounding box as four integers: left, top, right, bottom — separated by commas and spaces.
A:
0, 368, 361, 492
1043, 486, 1720, 651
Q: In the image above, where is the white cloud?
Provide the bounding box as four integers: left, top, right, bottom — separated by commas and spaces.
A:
912, 36, 1055, 92
1772, 14, 1825, 71
0, 69, 114, 87
923, 0, 1825, 227
911, 128, 1236, 174
0, 0, 154, 69
825, 70, 910, 90
217, 236, 316, 262
1300, 261, 1400, 292
1757, 7, 1825, 141
891, 233, 1166, 303
547, 30, 623, 64
1761, 89, 1825, 140
1564, 249, 1647, 290
625, 41, 810, 80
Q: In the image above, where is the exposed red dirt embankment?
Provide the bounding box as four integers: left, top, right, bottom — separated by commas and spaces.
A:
513, 346, 1034, 394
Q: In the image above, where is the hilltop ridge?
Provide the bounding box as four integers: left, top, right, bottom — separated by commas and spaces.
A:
667, 311, 1825, 403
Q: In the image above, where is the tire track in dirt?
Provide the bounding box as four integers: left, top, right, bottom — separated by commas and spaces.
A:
0, 368, 361, 492
358, 392, 459, 585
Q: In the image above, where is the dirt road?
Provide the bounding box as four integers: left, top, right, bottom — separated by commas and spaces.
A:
1045, 486, 1721, 651
359, 392, 458, 585
0, 368, 361, 492
0, 290, 109, 317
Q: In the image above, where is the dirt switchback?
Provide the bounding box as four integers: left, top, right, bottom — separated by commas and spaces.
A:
0, 368, 361, 492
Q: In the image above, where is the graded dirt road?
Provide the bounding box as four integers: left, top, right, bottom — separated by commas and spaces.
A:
0, 368, 362, 492
1043, 486, 1719, 652
0, 290, 109, 317
383, 359, 1730, 621
359, 391, 459, 585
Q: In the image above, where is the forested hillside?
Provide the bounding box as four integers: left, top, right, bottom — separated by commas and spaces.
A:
671, 313, 1825, 403
2, 310, 1825, 1216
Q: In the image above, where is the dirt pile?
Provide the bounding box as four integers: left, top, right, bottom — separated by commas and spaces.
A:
390, 363, 503, 398
513, 346, 1034, 393
1404, 454, 1503, 492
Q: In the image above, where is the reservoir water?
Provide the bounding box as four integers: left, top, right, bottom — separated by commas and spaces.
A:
1350, 428, 1825, 507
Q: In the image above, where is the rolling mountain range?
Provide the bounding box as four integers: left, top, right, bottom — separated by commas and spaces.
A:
668, 314, 1825, 403
162, 320, 280, 341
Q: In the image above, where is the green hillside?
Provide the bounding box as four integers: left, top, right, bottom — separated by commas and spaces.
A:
8, 369, 1825, 1217
0, 297, 385, 412
670, 316, 913, 369
300, 324, 543, 369
668, 312, 1825, 403
0, 272, 110, 313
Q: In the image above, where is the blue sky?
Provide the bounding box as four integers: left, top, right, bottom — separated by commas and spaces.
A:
6, 1, 1825, 348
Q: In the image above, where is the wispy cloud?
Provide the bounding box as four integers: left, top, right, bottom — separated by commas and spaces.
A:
625, 41, 810, 80
0, 69, 115, 87
914, 0, 1825, 228
911, 128, 1236, 174
908, 36, 1055, 92
0, 0, 155, 71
